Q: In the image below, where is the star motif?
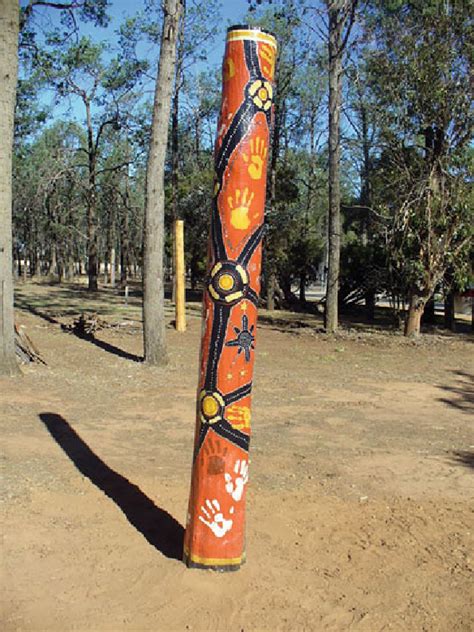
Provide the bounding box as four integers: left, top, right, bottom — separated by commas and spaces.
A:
226, 315, 255, 362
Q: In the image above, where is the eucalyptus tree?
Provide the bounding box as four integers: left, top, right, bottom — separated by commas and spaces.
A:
319, 0, 359, 332
246, 0, 321, 309
41, 37, 145, 291
13, 121, 86, 280
0, 0, 20, 375
143, 0, 184, 366
170, 0, 221, 222
172, 70, 219, 289
0, 0, 110, 375
365, 0, 473, 335
248, 0, 359, 321
340, 57, 383, 319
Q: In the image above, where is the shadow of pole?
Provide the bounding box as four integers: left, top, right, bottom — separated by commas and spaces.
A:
66, 332, 143, 362
450, 450, 474, 470
39, 412, 184, 561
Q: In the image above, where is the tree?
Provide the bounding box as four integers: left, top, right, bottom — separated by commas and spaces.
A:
248, 0, 358, 322
0, 0, 20, 376
41, 37, 144, 291
247, 0, 326, 310
0, 0, 110, 375
13, 121, 85, 281
341, 59, 382, 319
143, 0, 184, 365
324, 0, 358, 333
366, 0, 473, 335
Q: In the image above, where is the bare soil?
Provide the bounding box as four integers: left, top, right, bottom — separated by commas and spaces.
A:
2, 281, 473, 631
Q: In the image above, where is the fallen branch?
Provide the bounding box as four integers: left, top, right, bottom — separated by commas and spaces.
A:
15, 324, 47, 365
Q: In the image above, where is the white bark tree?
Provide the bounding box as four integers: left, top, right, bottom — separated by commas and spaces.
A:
0, 0, 20, 376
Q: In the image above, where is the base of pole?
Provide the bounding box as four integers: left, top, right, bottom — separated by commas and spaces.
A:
183, 548, 246, 572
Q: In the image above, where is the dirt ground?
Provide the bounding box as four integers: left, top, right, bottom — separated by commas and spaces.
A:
2, 281, 473, 631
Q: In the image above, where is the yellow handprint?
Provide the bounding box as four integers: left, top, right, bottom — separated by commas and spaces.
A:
227, 405, 251, 430
243, 136, 267, 180
228, 187, 254, 230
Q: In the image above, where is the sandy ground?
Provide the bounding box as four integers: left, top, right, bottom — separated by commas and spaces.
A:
2, 282, 473, 631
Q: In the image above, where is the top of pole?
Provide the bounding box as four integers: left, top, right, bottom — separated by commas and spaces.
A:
226, 24, 277, 48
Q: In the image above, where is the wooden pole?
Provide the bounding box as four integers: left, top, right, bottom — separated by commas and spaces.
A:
184, 25, 277, 571
175, 219, 186, 331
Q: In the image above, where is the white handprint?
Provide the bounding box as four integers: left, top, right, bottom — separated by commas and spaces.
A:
225, 459, 249, 502
198, 499, 234, 538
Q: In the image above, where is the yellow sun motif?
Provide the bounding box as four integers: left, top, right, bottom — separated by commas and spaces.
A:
218, 273, 234, 291
199, 390, 225, 425
202, 395, 219, 417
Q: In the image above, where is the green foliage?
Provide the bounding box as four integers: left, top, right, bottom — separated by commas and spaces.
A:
12, 0, 472, 322
361, 0, 473, 306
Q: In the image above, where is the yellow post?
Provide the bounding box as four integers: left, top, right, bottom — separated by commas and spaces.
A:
175, 219, 186, 331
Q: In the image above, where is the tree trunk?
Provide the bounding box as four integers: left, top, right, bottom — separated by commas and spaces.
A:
171, 17, 184, 222
120, 204, 129, 290
0, 0, 20, 375
171, 19, 184, 305
143, 0, 183, 365
85, 99, 98, 292
15, 246, 21, 278
359, 89, 375, 322
190, 250, 200, 290
50, 245, 57, 277
422, 295, 435, 324
266, 265, 276, 311
265, 48, 282, 313
444, 290, 456, 331
325, 4, 343, 334
404, 294, 427, 337
299, 273, 306, 304
365, 289, 375, 321
110, 246, 116, 288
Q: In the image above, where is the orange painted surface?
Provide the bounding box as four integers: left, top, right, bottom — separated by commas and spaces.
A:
184, 26, 277, 570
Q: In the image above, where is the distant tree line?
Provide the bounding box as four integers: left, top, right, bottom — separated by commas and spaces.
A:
0, 0, 472, 374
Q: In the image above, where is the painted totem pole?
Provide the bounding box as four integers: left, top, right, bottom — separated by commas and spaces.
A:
184, 26, 277, 571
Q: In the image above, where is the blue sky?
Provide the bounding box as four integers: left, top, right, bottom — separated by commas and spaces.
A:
98, 0, 254, 68
21, 0, 255, 123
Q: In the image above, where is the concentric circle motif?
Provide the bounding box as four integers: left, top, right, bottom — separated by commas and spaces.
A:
248, 79, 273, 111
199, 390, 225, 425
208, 261, 249, 305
